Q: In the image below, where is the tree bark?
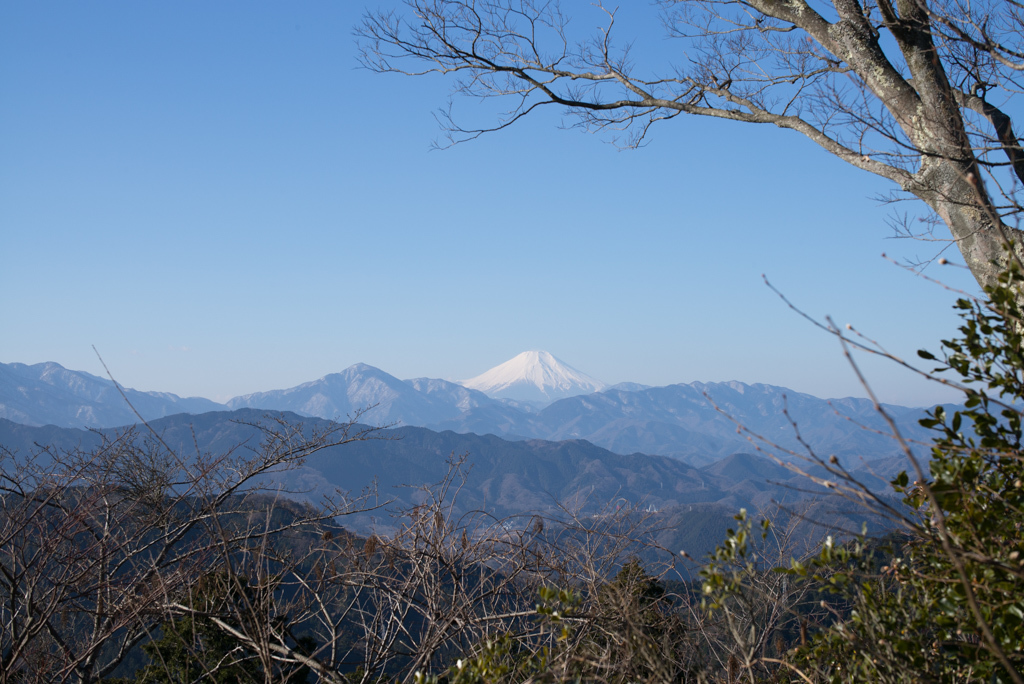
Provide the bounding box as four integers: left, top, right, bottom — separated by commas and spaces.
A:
915, 161, 1024, 288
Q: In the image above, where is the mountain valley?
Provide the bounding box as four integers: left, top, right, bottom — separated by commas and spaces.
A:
0, 409, 904, 560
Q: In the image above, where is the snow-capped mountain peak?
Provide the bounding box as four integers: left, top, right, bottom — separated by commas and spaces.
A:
459, 351, 606, 405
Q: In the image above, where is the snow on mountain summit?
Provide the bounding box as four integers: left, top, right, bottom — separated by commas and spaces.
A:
459, 351, 606, 405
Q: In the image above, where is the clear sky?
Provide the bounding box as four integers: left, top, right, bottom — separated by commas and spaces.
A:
1, 1, 979, 406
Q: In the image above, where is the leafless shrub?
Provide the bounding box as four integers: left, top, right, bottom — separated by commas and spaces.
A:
0, 415, 376, 684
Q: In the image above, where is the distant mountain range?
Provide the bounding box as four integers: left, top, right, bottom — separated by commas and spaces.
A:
0, 354, 925, 561
0, 356, 941, 466
227, 363, 493, 426
0, 410, 903, 558
0, 362, 223, 428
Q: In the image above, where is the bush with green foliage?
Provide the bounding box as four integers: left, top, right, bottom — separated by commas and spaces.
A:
702, 258, 1024, 683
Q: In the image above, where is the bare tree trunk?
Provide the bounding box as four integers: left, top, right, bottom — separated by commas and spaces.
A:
916, 160, 1024, 287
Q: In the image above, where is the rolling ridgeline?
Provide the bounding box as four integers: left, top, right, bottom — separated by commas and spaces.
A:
2, 354, 932, 466
0, 352, 928, 560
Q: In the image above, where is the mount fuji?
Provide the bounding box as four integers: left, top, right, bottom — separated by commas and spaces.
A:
459, 351, 606, 405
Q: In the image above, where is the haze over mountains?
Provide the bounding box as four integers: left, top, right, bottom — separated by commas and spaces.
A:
0, 353, 939, 466
0, 353, 928, 558
0, 361, 223, 429
0, 410, 899, 557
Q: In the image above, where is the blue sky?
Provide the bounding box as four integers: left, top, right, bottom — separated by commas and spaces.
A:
1, 2, 977, 406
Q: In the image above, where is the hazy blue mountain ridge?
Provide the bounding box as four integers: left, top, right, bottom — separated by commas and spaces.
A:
0, 361, 225, 428
432, 381, 936, 466
0, 410, 888, 552
1, 361, 939, 468
225, 363, 478, 427
404, 377, 485, 405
